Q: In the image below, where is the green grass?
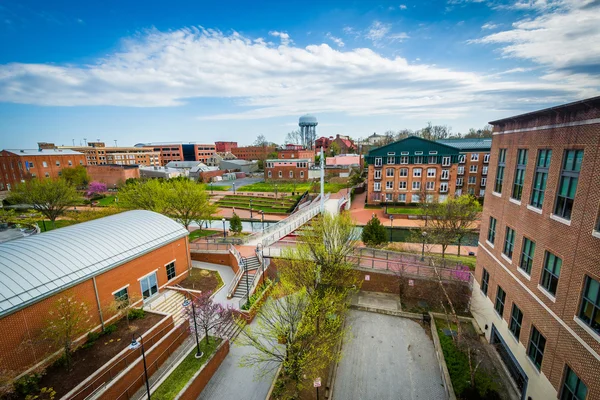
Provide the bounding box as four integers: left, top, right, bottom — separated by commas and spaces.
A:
434, 254, 477, 270
37, 219, 78, 232
238, 182, 346, 193
387, 207, 424, 215
152, 337, 222, 400
217, 203, 290, 213
96, 195, 116, 206
189, 229, 220, 241
201, 184, 231, 191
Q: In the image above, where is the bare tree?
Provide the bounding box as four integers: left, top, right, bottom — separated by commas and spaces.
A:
285, 129, 303, 145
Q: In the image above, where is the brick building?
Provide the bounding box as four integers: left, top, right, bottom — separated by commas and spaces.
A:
61, 142, 161, 167
86, 164, 141, 187
332, 134, 356, 154
315, 136, 333, 153
265, 159, 311, 182
214, 141, 238, 152
472, 97, 600, 400
136, 142, 216, 165
276, 145, 314, 160
438, 138, 492, 198
0, 210, 190, 373
0, 149, 86, 190
231, 145, 276, 161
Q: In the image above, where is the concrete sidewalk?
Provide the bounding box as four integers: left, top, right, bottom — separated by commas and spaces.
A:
191, 261, 240, 309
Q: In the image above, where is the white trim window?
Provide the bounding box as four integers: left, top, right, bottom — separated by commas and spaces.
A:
471, 153, 479, 162
400, 156, 409, 164
289, 171, 294, 178
481, 177, 487, 186
387, 156, 395, 164
399, 168, 408, 177
399, 181, 407, 190
440, 182, 449, 193
470, 165, 478, 173
413, 168, 422, 178
426, 181, 435, 191
427, 168, 436, 177
268, 171, 272, 178
456, 188, 463, 195
468, 176, 476, 185
411, 194, 420, 203
385, 193, 393, 201
398, 193, 406, 202
442, 156, 451, 166
414, 156, 423, 164
484, 153, 490, 163
386, 181, 394, 190
374, 170, 382, 179
386, 168, 394, 177
300, 171, 304, 178
458, 154, 466, 164
456, 177, 464, 186
278, 171, 282, 178
375, 157, 382, 167
428, 156, 437, 164
482, 166, 488, 175
479, 189, 486, 197
373, 182, 381, 192
457, 166, 465, 175
412, 181, 421, 190
441, 169, 450, 180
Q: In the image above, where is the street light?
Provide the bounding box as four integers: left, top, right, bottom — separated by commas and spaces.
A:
128, 334, 151, 400
182, 297, 203, 358
389, 215, 394, 242
250, 198, 253, 219
275, 184, 278, 200
261, 210, 265, 231
241, 257, 250, 308
210, 181, 213, 194
233, 182, 236, 194
222, 217, 227, 238
421, 231, 428, 261
256, 243, 265, 286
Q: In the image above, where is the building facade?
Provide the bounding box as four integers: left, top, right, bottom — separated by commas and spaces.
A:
472, 97, 600, 400
315, 136, 333, 153
231, 145, 276, 161
214, 141, 238, 152
136, 143, 216, 165
276, 146, 314, 160
332, 134, 356, 154
265, 159, 311, 182
0, 149, 86, 190
438, 138, 492, 198
86, 164, 140, 187
61, 142, 161, 167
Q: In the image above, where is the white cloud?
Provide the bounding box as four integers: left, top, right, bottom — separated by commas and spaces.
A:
0, 26, 595, 119
365, 21, 409, 45
268, 30, 291, 46
481, 22, 499, 29
325, 32, 345, 47
399, 4, 408, 9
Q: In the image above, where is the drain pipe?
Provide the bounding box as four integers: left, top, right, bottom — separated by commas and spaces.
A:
92, 276, 105, 331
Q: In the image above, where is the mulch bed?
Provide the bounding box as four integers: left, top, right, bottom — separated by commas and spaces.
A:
178, 269, 223, 293
33, 312, 163, 399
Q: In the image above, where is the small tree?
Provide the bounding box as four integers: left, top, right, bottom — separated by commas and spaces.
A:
229, 213, 242, 235
86, 181, 107, 198
61, 165, 90, 188
118, 179, 168, 213
108, 292, 143, 329
329, 141, 341, 156
43, 294, 93, 371
186, 291, 234, 345
362, 215, 387, 247
166, 179, 216, 230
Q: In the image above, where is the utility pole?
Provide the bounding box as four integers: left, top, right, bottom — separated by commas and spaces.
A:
114, 139, 118, 147
320, 146, 324, 214
84, 138, 87, 146
72, 139, 75, 146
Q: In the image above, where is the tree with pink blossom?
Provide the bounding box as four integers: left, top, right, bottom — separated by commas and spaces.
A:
86, 181, 107, 198
184, 291, 235, 346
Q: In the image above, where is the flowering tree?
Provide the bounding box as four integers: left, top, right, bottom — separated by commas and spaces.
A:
185, 291, 234, 345
86, 181, 107, 198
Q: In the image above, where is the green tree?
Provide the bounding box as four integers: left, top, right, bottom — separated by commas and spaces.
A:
348, 168, 364, 187
166, 180, 216, 230
229, 212, 242, 234
118, 179, 168, 213
8, 179, 80, 227
61, 165, 90, 188
329, 141, 341, 156
361, 215, 387, 247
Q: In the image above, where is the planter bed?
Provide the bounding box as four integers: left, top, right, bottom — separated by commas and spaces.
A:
178, 268, 224, 293
217, 203, 291, 214
22, 312, 163, 399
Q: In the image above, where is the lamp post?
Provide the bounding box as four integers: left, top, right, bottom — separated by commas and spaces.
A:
275, 184, 278, 200
250, 199, 253, 219
421, 231, 427, 261
256, 243, 265, 286
389, 215, 394, 242
233, 182, 236, 194
128, 334, 151, 400
261, 210, 265, 231
182, 296, 203, 358
210, 182, 213, 194
222, 217, 227, 238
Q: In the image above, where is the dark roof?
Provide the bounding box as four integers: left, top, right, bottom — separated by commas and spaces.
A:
436, 138, 492, 151
489, 96, 600, 125
367, 136, 460, 157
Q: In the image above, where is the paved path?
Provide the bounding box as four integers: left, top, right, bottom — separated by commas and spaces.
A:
332, 310, 447, 400
191, 261, 240, 309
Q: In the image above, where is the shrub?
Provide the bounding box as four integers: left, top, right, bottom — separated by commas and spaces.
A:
127, 308, 145, 320
361, 215, 387, 247
14, 373, 42, 396
103, 324, 117, 335
229, 213, 242, 234
87, 331, 101, 343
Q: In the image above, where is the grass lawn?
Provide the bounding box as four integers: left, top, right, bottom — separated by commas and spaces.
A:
189, 229, 220, 241
238, 182, 346, 194
217, 202, 290, 213
387, 207, 424, 215
201, 184, 231, 191
96, 195, 116, 206
37, 219, 78, 232
435, 254, 477, 270
152, 337, 222, 400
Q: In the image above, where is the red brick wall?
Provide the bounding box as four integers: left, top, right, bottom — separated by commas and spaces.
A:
231, 146, 276, 161
86, 165, 140, 187
265, 165, 309, 182
178, 340, 230, 400
191, 252, 240, 274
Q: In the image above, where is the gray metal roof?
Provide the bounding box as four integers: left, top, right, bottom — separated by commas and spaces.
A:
0, 210, 188, 317
4, 149, 84, 156
436, 138, 492, 151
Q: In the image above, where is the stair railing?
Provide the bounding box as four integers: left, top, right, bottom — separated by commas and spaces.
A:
226, 256, 246, 299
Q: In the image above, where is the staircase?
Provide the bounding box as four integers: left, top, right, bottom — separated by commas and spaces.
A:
146, 291, 188, 326
232, 256, 261, 299
221, 318, 245, 341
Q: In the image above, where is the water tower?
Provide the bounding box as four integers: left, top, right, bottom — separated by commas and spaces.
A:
299, 114, 318, 149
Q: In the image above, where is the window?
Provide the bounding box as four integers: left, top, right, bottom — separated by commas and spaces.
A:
481, 178, 487, 187
400, 156, 409, 164
114, 287, 129, 303
429, 151, 438, 155
268, 171, 272, 178
512, 149, 528, 201
386, 168, 394, 177
561, 366, 588, 400
427, 168, 436, 177
469, 165, 478, 173
503, 227, 516, 259
456, 188, 463, 195
509, 304, 523, 340
43, 161, 48, 167
440, 182, 448, 193
457, 166, 465, 175
374, 182, 381, 191
554, 150, 583, 220
387, 156, 395, 164
495, 149, 507, 193
375, 157, 382, 167
289, 171, 294, 178
426, 181, 435, 191
488, 217, 497, 244
541, 251, 561, 296
471, 153, 479, 162
456, 178, 464, 186
399, 181, 407, 190
495, 286, 506, 317
395, 168, 406, 177
428, 156, 437, 164
415, 151, 423, 155
412, 181, 421, 190
481, 269, 489, 296
441, 170, 449, 180
527, 327, 546, 370
529, 149, 552, 209
55, 161, 60, 166
468, 176, 476, 185
385, 193, 393, 201
386, 181, 393, 190
166, 261, 176, 280
411, 194, 420, 203
398, 193, 406, 202
68, 160, 72, 166
519, 238, 536, 275
413, 168, 422, 177
482, 166, 488, 175
374, 170, 382, 179
484, 153, 490, 163
458, 154, 466, 164
578, 275, 600, 335
278, 171, 282, 178
442, 156, 451, 166
414, 156, 423, 164
45, 172, 50, 178
479, 189, 485, 197
300, 171, 304, 178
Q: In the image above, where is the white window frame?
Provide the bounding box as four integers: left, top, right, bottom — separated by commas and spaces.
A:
471, 153, 479, 162
386, 181, 394, 190
398, 181, 407, 190
442, 156, 451, 166
387, 156, 395, 165
482, 166, 488, 175
373, 182, 381, 192
278, 171, 282, 178
289, 171, 294, 178
413, 168, 422, 178
411, 194, 420, 203
484, 153, 490, 163
385, 193, 393, 202
400, 156, 409, 164
440, 182, 449, 193
300, 171, 304, 178
374, 169, 382, 179
426, 181, 435, 191
456, 177, 464, 186
441, 169, 450, 180
428, 156, 437, 164
458, 154, 466, 164
399, 168, 408, 177
375, 157, 382, 167
481, 177, 487, 186
427, 168, 436, 178
470, 165, 478, 173
458, 166, 465, 175
412, 181, 421, 190
414, 156, 423, 164
468, 176, 476, 185
386, 168, 394, 177
398, 193, 406, 202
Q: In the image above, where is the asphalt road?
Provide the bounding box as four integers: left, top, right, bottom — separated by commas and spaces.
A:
210, 176, 263, 188
332, 310, 447, 400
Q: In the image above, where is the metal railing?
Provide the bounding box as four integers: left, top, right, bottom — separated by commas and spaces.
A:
188, 241, 232, 253
226, 256, 246, 299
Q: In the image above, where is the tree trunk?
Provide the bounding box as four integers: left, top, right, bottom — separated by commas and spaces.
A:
457, 236, 462, 257
205, 327, 210, 344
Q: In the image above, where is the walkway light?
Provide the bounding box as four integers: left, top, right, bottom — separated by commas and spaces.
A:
421, 231, 427, 261
389, 215, 394, 242
182, 297, 203, 358
129, 334, 151, 400
222, 217, 227, 238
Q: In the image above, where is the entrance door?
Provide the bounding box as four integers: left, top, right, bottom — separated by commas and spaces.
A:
140, 272, 158, 300
490, 324, 528, 399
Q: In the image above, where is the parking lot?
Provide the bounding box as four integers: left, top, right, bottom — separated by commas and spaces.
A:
332, 310, 447, 400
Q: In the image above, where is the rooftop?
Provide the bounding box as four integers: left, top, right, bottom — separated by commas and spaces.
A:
436, 138, 492, 151
0, 210, 188, 317
165, 161, 207, 169
3, 149, 84, 156
266, 158, 312, 162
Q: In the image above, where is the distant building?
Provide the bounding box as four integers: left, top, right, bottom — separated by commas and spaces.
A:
332, 134, 356, 154
326, 154, 362, 168
135, 142, 216, 166
206, 152, 237, 167
364, 133, 386, 145
0, 148, 86, 190
219, 159, 258, 174
215, 141, 238, 152
437, 138, 492, 197
59, 142, 161, 167
315, 136, 333, 153
231, 145, 276, 161
86, 164, 140, 188
265, 159, 311, 182
276, 145, 314, 160
139, 166, 184, 179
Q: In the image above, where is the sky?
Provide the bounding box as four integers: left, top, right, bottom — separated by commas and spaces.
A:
0, 0, 599, 148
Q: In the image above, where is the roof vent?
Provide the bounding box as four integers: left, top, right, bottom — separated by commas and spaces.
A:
20, 150, 24, 153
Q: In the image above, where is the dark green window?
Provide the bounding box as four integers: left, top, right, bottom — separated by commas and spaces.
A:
166, 261, 176, 280
494, 149, 506, 193
509, 304, 523, 340
519, 237, 536, 275
494, 286, 506, 317
512, 149, 528, 200
578, 275, 600, 335
503, 227, 515, 259
554, 150, 583, 220
561, 366, 587, 400
540, 252, 561, 296
527, 326, 546, 370
488, 217, 497, 244
530, 149, 551, 209
113, 287, 129, 305
481, 268, 490, 296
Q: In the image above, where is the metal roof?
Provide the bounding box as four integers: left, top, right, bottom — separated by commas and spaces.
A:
489, 96, 600, 125
0, 210, 188, 318
266, 158, 312, 162
3, 149, 84, 156
436, 138, 492, 151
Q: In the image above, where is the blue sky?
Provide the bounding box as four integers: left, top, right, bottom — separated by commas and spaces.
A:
1, 0, 599, 148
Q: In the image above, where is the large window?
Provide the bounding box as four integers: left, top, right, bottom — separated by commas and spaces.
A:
441, 169, 450, 180
494, 149, 507, 193
442, 156, 451, 166
512, 149, 528, 201
413, 168, 422, 177
399, 181, 407, 190
469, 165, 478, 173
457, 166, 465, 175
481, 268, 490, 296
503, 227, 515, 259
386, 181, 393, 190
387, 155, 395, 164
488, 217, 497, 244
400, 156, 409, 164
519, 237, 536, 275
471, 153, 479, 162
554, 150, 583, 220
540, 251, 561, 296
412, 181, 421, 190
426, 181, 435, 191
509, 304, 523, 340
398, 193, 406, 202
427, 168, 436, 177
114, 287, 129, 303
495, 286, 506, 317
578, 275, 600, 335
373, 182, 381, 192
400, 168, 408, 177
561, 367, 588, 400
374, 169, 382, 179
440, 182, 448, 193
527, 326, 546, 370
375, 157, 382, 167
386, 168, 394, 177
530, 149, 551, 209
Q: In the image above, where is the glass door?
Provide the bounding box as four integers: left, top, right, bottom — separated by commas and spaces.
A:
140, 272, 159, 300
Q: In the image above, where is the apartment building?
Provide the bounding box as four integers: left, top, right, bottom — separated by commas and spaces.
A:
214, 141, 238, 152
231, 145, 276, 161
265, 159, 311, 182
61, 142, 161, 167
472, 97, 600, 400
438, 138, 492, 198
276, 145, 314, 160
136, 142, 216, 165
0, 149, 86, 190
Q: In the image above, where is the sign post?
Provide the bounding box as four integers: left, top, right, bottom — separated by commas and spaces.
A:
314, 377, 321, 400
